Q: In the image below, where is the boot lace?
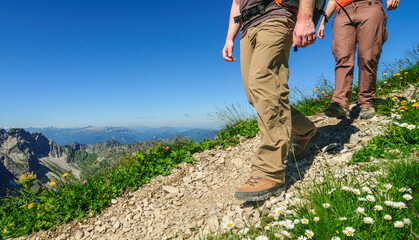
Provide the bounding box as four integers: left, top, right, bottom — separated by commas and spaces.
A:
246, 177, 262, 186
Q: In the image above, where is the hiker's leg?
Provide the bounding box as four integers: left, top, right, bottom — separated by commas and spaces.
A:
356, 0, 387, 108
240, 28, 255, 106
246, 18, 294, 184
331, 6, 357, 110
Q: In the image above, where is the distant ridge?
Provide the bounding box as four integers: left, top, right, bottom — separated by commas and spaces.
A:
22, 126, 217, 145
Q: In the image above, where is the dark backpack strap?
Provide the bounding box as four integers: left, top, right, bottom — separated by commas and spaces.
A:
234, 0, 276, 23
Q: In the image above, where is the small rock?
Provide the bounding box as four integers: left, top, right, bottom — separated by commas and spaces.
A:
162, 186, 179, 194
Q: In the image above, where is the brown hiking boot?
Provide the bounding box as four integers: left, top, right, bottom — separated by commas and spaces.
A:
360, 107, 375, 119
289, 130, 320, 161
234, 177, 284, 201
324, 102, 349, 119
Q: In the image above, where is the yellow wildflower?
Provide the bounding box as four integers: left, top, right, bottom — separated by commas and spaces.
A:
412, 102, 419, 107
28, 203, 35, 209
384, 72, 387, 76
62, 173, 68, 178
321, 91, 326, 94
400, 77, 403, 79
49, 181, 56, 186
405, 72, 408, 74
3, 228, 6, 233
401, 100, 407, 104
391, 97, 398, 101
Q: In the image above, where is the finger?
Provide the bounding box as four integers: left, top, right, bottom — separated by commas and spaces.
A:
222, 48, 232, 61
292, 34, 302, 48
301, 36, 308, 48
228, 46, 234, 58
311, 34, 317, 44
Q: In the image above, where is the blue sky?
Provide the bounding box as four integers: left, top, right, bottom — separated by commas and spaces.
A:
0, 0, 418, 129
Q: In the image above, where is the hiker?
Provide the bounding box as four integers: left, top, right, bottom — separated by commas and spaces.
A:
222, 0, 319, 201
318, 0, 399, 119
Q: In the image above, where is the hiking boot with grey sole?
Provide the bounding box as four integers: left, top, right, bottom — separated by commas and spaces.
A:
360, 107, 375, 119
234, 177, 285, 201
324, 102, 349, 119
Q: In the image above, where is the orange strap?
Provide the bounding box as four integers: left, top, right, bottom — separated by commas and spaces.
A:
274, 0, 298, 14
336, 0, 353, 10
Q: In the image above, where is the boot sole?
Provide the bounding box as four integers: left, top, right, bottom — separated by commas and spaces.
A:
234, 184, 285, 201
324, 110, 348, 119
360, 113, 375, 119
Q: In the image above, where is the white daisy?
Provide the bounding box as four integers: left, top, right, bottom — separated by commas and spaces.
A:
285, 222, 295, 230
394, 221, 405, 228
282, 230, 290, 237
305, 229, 314, 239
314, 217, 320, 222
366, 195, 375, 202
341, 186, 350, 192
403, 194, 413, 201
384, 214, 392, 220
294, 219, 300, 224
323, 203, 331, 208
297, 236, 307, 240
395, 202, 407, 209
407, 125, 416, 130
384, 200, 394, 206
339, 217, 347, 221
343, 227, 355, 236
355, 207, 365, 215
404, 218, 411, 225
301, 218, 309, 224
255, 235, 269, 240
331, 237, 341, 240
363, 217, 374, 224
374, 205, 383, 211
362, 186, 372, 194
274, 207, 283, 215
384, 184, 392, 190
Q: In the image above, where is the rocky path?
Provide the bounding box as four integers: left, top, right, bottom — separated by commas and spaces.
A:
12, 104, 394, 240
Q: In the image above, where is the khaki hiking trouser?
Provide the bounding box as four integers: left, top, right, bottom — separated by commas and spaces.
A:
240, 18, 317, 184
331, 0, 388, 109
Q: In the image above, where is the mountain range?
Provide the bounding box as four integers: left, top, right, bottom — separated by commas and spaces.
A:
0, 128, 194, 197
22, 126, 217, 145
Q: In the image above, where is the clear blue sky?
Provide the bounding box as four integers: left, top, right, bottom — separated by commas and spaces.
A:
1, 0, 418, 129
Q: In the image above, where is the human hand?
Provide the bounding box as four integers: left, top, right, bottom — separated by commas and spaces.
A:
387, 0, 399, 11
317, 23, 326, 39
222, 40, 236, 62
293, 18, 316, 48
